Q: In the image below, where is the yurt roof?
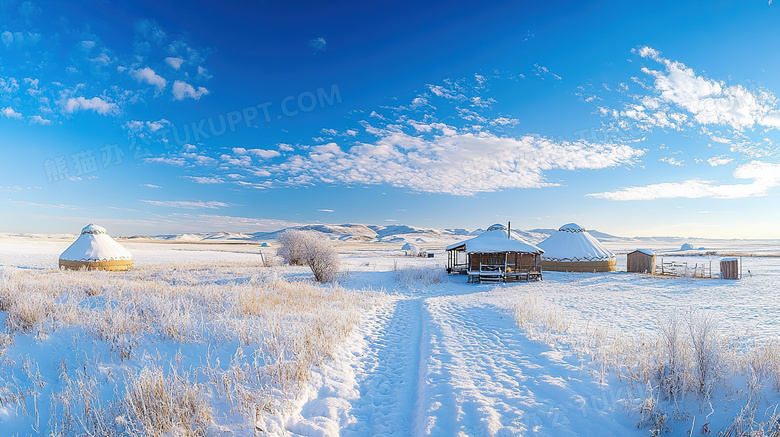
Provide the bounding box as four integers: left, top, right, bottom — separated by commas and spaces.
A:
60, 224, 133, 262
446, 225, 542, 254
401, 242, 419, 250
538, 223, 614, 262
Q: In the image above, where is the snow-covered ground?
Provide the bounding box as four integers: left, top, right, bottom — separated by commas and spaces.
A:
1, 235, 780, 435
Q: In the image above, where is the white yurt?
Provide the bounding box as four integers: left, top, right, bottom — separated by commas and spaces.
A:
402, 242, 420, 256
538, 223, 615, 272
59, 224, 133, 271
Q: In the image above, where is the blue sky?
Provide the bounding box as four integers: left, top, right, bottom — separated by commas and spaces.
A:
2, 0, 780, 238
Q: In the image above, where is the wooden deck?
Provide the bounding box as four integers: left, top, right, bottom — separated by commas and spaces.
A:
467, 264, 542, 283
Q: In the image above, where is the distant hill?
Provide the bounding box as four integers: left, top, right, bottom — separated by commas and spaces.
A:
142, 223, 621, 246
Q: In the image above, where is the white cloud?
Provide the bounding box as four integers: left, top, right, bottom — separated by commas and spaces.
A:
317, 209, 334, 212
708, 155, 733, 166
124, 119, 170, 133
266, 124, 643, 196
185, 176, 224, 184
142, 184, 162, 188
165, 57, 184, 69
90, 53, 111, 65
588, 161, 780, 200
132, 67, 166, 92
197, 66, 212, 79
63, 96, 118, 115
633, 46, 779, 131
278, 143, 295, 152
141, 200, 230, 209
659, 156, 685, 166
145, 156, 185, 166
172, 80, 209, 100
1, 106, 22, 119
533, 64, 562, 81
1, 30, 41, 47
248, 149, 281, 159
0, 77, 19, 94
309, 37, 326, 51
221, 154, 252, 167
29, 115, 51, 125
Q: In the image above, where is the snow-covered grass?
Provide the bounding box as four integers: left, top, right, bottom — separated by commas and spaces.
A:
0, 261, 381, 435
509, 285, 780, 434
393, 266, 447, 287
4, 236, 780, 435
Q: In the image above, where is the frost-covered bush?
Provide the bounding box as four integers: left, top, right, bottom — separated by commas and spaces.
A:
278, 230, 340, 282
277, 230, 307, 266
687, 309, 721, 399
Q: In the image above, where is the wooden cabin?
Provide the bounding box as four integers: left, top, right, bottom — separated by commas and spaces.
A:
446, 224, 543, 283
627, 249, 655, 274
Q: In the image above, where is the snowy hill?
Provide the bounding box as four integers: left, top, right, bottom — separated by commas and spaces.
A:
136, 223, 626, 246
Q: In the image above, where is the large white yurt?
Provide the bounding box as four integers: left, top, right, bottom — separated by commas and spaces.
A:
59, 224, 133, 271
538, 223, 615, 272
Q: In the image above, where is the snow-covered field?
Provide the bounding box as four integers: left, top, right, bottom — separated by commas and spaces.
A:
1, 236, 780, 435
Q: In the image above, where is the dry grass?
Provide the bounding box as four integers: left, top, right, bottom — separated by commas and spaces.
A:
0, 262, 380, 435
394, 266, 447, 287
511, 291, 780, 434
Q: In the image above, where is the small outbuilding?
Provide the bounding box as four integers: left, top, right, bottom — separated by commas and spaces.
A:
627, 249, 656, 274
720, 257, 740, 280
446, 223, 543, 283
59, 224, 133, 271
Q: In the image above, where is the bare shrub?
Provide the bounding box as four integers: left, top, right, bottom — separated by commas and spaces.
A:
278, 230, 340, 282
277, 230, 307, 266
658, 311, 688, 402
687, 309, 721, 400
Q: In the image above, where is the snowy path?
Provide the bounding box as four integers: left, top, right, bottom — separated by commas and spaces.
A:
290, 288, 643, 436
341, 297, 423, 436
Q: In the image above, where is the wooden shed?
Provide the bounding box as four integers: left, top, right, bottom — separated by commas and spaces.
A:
627, 249, 655, 274
720, 257, 740, 280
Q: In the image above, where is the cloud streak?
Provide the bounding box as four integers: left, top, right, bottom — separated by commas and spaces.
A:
588, 161, 780, 200
141, 200, 231, 209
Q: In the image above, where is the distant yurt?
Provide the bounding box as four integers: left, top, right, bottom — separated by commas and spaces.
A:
538, 223, 616, 272
720, 258, 740, 280
402, 242, 420, 256
680, 243, 694, 251
59, 224, 133, 271
627, 249, 655, 274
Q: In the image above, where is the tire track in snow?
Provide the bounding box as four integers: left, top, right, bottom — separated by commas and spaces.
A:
292, 288, 644, 436
340, 296, 423, 436
415, 295, 640, 436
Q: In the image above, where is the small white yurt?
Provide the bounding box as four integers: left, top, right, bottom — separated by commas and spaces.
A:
538, 223, 616, 272
59, 224, 133, 271
402, 242, 420, 256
